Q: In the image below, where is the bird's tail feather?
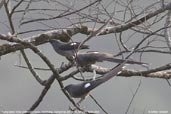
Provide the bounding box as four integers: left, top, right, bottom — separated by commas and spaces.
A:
88, 50, 142, 90
105, 57, 147, 65
87, 60, 127, 91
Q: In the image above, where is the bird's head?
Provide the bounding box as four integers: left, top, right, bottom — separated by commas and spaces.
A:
63, 84, 74, 93
49, 39, 59, 44
49, 39, 62, 48
63, 83, 90, 98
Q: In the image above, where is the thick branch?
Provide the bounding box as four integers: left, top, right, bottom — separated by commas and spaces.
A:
98, 2, 171, 35
86, 64, 171, 79
0, 34, 80, 110
0, 24, 88, 56
26, 62, 73, 112
1, 2, 171, 57
121, 70, 171, 79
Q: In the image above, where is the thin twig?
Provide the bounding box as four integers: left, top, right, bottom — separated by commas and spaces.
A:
163, 10, 171, 86
89, 94, 108, 114
1, 35, 81, 112
20, 49, 46, 85
21, 0, 101, 25
125, 80, 142, 114
14, 64, 50, 71
25, 62, 74, 113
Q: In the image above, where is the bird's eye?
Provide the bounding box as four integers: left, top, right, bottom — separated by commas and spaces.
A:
84, 83, 91, 88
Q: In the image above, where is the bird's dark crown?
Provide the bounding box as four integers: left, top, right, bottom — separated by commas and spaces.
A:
63, 84, 73, 91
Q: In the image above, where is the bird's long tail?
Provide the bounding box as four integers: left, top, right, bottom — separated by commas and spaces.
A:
88, 50, 138, 90
105, 57, 147, 65
88, 59, 127, 91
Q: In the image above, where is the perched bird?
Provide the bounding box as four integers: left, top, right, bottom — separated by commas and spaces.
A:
49, 40, 146, 67
49, 39, 89, 60
63, 58, 127, 99
74, 51, 147, 67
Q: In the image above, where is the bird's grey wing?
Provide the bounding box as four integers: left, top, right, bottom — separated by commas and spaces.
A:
83, 80, 103, 92
85, 51, 114, 62
70, 82, 92, 98
76, 53, 100, 65
103, 57, 147, 65
86, 51, 147, 65
57, 42, 79, 50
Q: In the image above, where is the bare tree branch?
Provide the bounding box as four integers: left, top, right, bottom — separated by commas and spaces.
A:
1, 2, 171, 57
20, 49, 46, 86
0, 34, 81, 111
1, 0, 171, 113
20, 0, 101, 25
98, 2, 171, 35
86, 64, 171, 79
125, 80, 141, 114
0, 0, 4, 10
0, 24, 87, 56
89, 94, 108, 114
25, 62, 73, 113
